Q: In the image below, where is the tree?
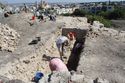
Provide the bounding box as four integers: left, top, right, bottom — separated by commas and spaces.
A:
72, 9, 87, 17
108, 8, 125, 19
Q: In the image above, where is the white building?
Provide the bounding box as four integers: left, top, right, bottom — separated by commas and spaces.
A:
56, 8, 75, 15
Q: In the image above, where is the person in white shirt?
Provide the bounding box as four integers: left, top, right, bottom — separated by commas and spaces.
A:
36, 11, 40, 17
56, 36, 69, 60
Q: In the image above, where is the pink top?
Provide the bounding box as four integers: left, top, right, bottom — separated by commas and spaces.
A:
49, 58, 68, 71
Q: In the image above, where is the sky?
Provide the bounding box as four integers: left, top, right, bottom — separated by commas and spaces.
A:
0, 0, 124, 4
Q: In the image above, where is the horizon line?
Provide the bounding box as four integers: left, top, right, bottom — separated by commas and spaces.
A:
7, 0, 124, 4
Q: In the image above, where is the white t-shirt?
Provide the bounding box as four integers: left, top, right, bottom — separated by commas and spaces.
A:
56, 36, 68, 45
36, 11, 40, 16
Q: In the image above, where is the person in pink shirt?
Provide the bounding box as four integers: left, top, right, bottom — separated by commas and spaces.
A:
49, 58, 68, 72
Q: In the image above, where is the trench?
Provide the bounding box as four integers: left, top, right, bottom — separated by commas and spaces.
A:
0, 27, 87, 82
67, 38, 86, 71
62, 28, 87, 71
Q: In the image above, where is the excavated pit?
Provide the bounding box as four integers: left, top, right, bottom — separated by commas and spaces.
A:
67, 38, 86, 71
62, 28, 88, 71
0, 14, 125, 83
0, 26, 88, 82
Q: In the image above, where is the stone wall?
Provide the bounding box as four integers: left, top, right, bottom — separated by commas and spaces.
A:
62, 28, 88, 41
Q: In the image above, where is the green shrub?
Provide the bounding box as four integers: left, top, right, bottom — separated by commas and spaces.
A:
86, 15, 112, 27
97, 7, 125, 20
97, 11, 111, 19
108, 8, 125, 19
61, 13, 71, 16
101, 19, 112, 27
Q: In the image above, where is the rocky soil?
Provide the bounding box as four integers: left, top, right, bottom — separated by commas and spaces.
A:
0, 13, 125, 83
77, 26, 125, 83
0, 13, 62, 82
0, 23, 20, 52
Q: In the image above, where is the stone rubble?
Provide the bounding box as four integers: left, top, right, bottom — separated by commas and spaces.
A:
93, 21, 104, 28
93, 78, 109, 83
89, 21, 125, 41
38, 71, 109, 83
0, 23, 20, 52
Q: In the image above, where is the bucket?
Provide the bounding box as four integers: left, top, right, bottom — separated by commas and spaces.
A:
33, 72, 44, 82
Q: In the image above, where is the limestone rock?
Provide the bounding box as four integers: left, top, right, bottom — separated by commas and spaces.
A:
70, 74, 84, 83
93, 21, 104, 28
39, 71, 109, 83
0, 23, 20, 52
49, 71, 70, 83
93, 78, 109, 83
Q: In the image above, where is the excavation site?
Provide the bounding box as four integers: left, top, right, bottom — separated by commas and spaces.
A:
0, 12, 125, 83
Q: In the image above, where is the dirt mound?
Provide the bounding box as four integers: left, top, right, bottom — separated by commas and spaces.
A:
0, 23, 20, 52
56, 16, 90, 29
77, 26, 125, 83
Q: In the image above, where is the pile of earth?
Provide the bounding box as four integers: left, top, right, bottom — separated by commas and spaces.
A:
0, 13, 63, 83
77, 25, 125, 83
0, 23, 20, 52
56, 16, 90, 29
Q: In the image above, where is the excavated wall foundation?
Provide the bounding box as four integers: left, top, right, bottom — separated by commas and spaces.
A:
62, 28, 88, 71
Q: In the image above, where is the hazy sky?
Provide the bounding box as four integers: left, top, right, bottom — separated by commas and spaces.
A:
0, 0, 124, 3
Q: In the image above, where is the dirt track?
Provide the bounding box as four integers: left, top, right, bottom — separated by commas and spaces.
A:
111, 20, 125, 31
